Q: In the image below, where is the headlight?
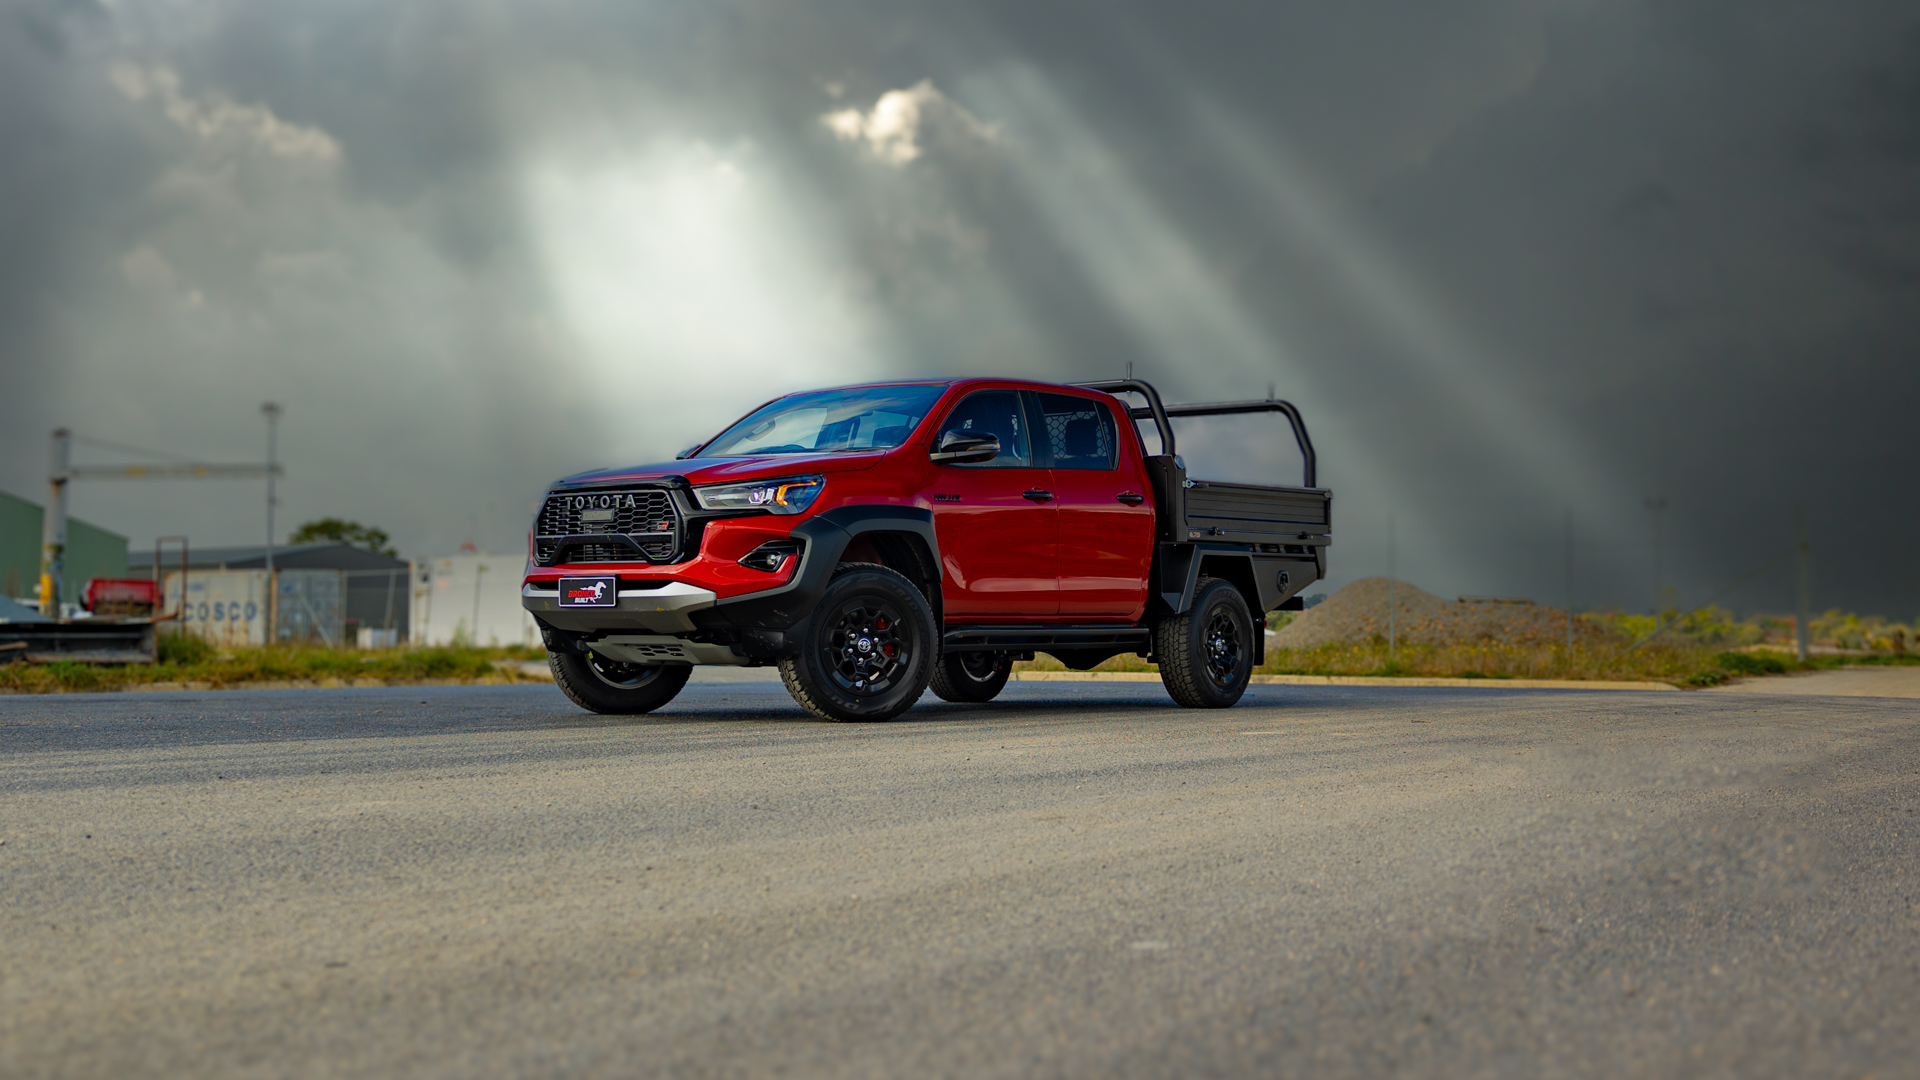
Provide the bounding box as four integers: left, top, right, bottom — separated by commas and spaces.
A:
693, 475, 824, 515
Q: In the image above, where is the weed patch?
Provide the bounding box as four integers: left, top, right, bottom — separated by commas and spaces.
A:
0, 643, 547, 694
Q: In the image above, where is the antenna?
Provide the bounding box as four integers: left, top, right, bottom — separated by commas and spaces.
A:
1125, 361, 1133, 381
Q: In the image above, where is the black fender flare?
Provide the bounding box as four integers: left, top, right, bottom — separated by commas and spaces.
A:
696, 505, 941, 649
1151, 545, 1316, 669
1153, 543, 1321, 615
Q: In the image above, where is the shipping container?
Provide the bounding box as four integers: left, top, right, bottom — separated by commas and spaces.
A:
163, 570, 346, 648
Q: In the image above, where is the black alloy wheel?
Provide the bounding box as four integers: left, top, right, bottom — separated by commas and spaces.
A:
929, 650, 1013, 703
824, 600, 910, 695
1204, 607, 1246, 689
549, 648, 692, 715
779, 564, 936, 722
1154, 575, 1255, 708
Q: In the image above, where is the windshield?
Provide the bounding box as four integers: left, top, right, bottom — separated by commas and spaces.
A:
697, 384, 949, 457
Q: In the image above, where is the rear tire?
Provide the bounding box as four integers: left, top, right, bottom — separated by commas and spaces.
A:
549, 649, 692, 715
778, 564, 935, 722
1154, 576, 1255, 708
929, 650, 1012, 703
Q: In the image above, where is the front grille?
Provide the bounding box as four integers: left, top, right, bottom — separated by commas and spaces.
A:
535, 488, 680, 565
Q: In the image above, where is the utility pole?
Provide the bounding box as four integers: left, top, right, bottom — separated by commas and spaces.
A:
472, 561, 488, 646
262, 403, 282, 575
37, 429, 71, 616
262, 403, 283, 644
1795, 504, 1811, 662
1644, 496, 1668, 613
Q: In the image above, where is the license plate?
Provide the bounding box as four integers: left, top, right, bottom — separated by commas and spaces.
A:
557, 576, 619, 608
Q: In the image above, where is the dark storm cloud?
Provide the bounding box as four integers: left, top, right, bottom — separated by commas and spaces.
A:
1366, 0, 1920, 613
1, 0, 1913, 615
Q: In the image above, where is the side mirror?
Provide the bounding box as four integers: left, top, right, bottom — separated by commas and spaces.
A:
675, 444, 702, 460
929, 430, 1001, 464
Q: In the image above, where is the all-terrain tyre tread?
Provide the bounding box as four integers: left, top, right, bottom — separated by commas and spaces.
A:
778, 563, 935, 722
1155, 575, 1253, 709
777, 659, 839, 722
1153, 609, 1208, 708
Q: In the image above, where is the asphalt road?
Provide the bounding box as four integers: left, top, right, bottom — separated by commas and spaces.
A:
2, 679, 1916, 1079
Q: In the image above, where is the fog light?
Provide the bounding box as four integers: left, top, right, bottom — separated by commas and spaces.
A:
739, 540, 802, 572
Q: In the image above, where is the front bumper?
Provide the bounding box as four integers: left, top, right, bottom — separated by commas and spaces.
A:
522, 504, 940, 661
522, 580, 720, 633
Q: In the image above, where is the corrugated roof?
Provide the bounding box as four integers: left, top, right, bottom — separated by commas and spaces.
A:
128, 542, 408, 572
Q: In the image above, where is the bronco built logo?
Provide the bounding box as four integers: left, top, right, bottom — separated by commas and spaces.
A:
557, 576, 618, 607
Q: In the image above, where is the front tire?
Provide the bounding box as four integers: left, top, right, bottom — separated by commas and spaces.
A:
778, 564, 935, 722
549, 649, 692, 715
929, 650, 1012, 703
1154, 576, 1255, 708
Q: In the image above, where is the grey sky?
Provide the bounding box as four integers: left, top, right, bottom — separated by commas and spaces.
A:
2, 0, 1914, 616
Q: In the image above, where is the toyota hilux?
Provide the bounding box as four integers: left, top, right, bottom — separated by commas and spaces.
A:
522, 378, 1331, 721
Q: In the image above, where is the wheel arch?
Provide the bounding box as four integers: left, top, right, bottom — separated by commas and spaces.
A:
1194, 561, 1265, 667
855, 530, 942, 620
702, 504, 941, 644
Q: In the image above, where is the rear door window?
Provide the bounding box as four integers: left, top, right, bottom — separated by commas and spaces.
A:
1036, 392, 1118, 470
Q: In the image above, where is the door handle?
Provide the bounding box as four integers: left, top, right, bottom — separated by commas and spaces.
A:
1116, 492, 1145, 506
1022, 489, 1054, 503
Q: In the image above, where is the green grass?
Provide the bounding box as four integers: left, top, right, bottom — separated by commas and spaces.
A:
1013, 637, 1919, 687
0, 642, 548, 694
1253, 638, 1719, 682
11, 617, 1916, 695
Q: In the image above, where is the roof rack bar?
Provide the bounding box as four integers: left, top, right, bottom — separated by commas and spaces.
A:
1150, 400, 1316, 489
1075, 379, 1177, 459
1078, 381, 1318, 488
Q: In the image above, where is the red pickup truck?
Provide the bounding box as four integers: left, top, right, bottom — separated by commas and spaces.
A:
522, 378, 1331, 721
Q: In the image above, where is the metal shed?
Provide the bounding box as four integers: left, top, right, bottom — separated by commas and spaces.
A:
0, 489, 127, 608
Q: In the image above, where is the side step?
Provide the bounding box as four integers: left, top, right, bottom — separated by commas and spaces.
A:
942, 624, 1150, 653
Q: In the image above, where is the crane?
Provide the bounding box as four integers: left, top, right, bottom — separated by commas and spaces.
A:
36, 404, 282, 617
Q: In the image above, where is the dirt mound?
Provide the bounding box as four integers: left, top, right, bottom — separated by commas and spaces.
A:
1271, 577, 1610, 649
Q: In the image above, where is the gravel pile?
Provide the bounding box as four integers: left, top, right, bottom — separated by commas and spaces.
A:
1270, 577, 1610, 649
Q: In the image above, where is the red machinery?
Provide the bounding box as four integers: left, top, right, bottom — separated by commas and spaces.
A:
82, 578, 160, 617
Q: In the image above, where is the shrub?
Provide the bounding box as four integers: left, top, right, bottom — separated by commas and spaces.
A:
1717, 651, 1788, 676
157, 633, 215, 665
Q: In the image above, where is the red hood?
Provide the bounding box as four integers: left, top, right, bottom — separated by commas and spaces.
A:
550, 450, 888, 490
